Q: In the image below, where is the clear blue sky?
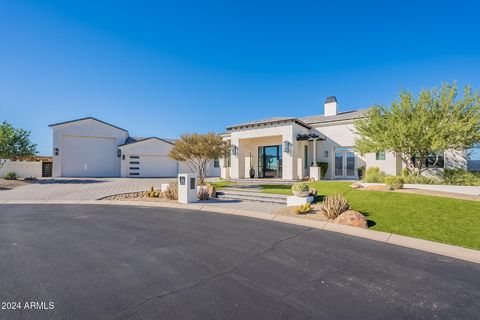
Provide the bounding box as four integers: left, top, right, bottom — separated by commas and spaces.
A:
1, 0, 480, 156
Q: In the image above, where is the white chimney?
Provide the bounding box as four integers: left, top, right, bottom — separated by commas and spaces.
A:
324, 96, 338, 116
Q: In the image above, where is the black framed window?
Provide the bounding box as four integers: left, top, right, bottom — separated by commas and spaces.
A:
214, 158, 220, 168
412, 152, 444, 168
224, 151, 231, 168
376, 151, 386, 160
304, 145, 308, 169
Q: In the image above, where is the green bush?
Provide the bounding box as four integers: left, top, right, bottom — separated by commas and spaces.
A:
384, 176, 404, 190
402, 174, 437, 185
146, 186, 160, 198
4, 172, 16, 180
401, 168, 410, 178
364, 167, 386, 183
316, 162, 329, 178
292, 182, 309, 192
442, 169, 480, 186
321, 194, 349, 219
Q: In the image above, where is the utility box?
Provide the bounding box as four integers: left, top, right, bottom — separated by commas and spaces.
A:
178, 173, 197, 204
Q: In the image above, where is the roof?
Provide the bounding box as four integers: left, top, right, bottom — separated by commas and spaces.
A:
118, 136, 175, 147
300, 109, 368, 125
226, 117, 311, 131
48, 117, 128, 133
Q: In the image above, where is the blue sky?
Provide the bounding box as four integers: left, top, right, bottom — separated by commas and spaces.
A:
1, 0, 480, 156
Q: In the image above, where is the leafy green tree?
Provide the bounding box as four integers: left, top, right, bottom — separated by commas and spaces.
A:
169, 133, 230, 185
0, 121, 38, 170
354, 83, 480, 174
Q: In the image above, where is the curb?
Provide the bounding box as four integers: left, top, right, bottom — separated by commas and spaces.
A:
1, 199, 479, 265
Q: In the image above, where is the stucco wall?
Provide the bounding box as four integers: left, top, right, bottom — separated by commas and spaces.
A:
364, 152, 401, 175
310, 121, 365, 179
51, 119, 128, 177
0, 160, 42, 178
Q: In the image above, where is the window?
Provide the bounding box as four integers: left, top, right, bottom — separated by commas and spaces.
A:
376, 151, 386, 160
129, 155, 139, 159
426, 152, 444, 168
412, 151, 444, 168
214, 158, 220, 168
304, 145, 308, 169
130, 161, 139, 165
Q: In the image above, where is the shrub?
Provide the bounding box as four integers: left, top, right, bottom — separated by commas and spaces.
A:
321, 194, 349, 219
4, 172, 16, 180
316, 162, 329, 178
293, 203, 311, 214
364, 167, 386, 183
291, 182, 309, 192
401, 168, 410, 178
309, 188, 318, 196
146, 186, 160, 198
164, 180, 178, 200
442, 169, 480, 186
402, 174, 437, 185
384, 176, 404, 190
198, 187, 209, 200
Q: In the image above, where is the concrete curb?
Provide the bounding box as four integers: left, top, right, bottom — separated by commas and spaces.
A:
1, 199, 479, 265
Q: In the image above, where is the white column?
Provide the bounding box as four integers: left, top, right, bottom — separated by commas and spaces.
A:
313, 139, 317, 165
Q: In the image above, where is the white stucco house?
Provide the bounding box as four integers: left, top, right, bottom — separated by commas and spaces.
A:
220, 96, 468, 180
49, 117, 220, 178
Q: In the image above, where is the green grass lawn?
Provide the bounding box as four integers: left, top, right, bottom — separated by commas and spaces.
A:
208, 180, 233, 189
262, 181, 480, 250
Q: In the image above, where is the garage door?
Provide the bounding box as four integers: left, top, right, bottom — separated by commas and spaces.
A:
62, 136, 119, 177
128, 155, 178, 177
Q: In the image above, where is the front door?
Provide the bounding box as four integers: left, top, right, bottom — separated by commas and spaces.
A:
258, 145, 282, 178
334, 149, 355, 178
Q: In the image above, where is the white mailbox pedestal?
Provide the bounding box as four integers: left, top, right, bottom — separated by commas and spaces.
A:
178, 174, 197, 204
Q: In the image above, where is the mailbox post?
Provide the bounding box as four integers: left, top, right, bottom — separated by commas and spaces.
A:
178, 173, 197, 204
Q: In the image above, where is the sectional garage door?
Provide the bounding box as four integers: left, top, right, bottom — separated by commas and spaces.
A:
62, 136, 119, 177
128, 155, 178, 177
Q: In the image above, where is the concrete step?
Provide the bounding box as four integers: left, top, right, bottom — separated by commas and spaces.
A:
217, 189, 287, 204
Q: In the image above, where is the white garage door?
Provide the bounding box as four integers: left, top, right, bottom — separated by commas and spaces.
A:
128, 155, 178, 177
62, 136, 119, 177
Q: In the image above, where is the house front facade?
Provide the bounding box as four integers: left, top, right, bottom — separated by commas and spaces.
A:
220, 97, 468, 180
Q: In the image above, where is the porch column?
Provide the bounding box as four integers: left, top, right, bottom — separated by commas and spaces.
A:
282, 129, 295, 180
313, 138, 317, 165
230, 135, 241, 179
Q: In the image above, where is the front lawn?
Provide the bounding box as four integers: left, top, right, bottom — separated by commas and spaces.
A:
261, 181, 480, 250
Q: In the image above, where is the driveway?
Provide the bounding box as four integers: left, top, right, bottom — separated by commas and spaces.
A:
0, 204, 478, 320
0, 178, 177, 200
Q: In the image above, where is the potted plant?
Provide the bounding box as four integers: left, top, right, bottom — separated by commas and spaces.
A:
291, 182, 310, 197
249, 153, 255, 178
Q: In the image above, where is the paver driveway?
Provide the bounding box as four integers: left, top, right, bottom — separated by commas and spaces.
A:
0, 204, 479, 320
0, 178, 174, 200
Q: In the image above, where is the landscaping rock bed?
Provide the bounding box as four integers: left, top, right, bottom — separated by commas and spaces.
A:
102, 191, 176, 202
0, 178, 32, 190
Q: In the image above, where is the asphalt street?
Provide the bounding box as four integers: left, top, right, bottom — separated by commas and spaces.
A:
0, 204, 478, 319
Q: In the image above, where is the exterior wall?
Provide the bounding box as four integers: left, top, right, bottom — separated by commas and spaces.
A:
409, 149, 468, 177
52, 119, 128, 177
364, 152, 402, 176
0, 160, 42, 178
178, 161, 220, 177
311, 121, 365, 179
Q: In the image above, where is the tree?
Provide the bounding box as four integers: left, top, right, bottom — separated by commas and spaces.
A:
354, 83, 480, 174
0, 121, 38, 170
169, 133, 230, 185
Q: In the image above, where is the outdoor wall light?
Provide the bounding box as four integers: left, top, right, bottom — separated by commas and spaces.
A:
122, 154, 125, 160
324, 150, 329, 158
117, 149, 121, 157
54, 148, 59, 156
231, 145, 238, 156
283, 141, 291, 154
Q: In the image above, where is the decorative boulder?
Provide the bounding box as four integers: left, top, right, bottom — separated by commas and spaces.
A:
365, 185, 390, 191
351, 182, 363, 189
333, 210, 368, 228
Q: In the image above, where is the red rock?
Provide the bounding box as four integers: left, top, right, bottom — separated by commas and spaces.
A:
333, 210, 368, 228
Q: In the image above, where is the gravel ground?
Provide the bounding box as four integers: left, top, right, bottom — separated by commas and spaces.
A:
0, 179, 32, 190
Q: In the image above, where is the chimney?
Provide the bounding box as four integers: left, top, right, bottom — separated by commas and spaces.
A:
324, 96, 338, 116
